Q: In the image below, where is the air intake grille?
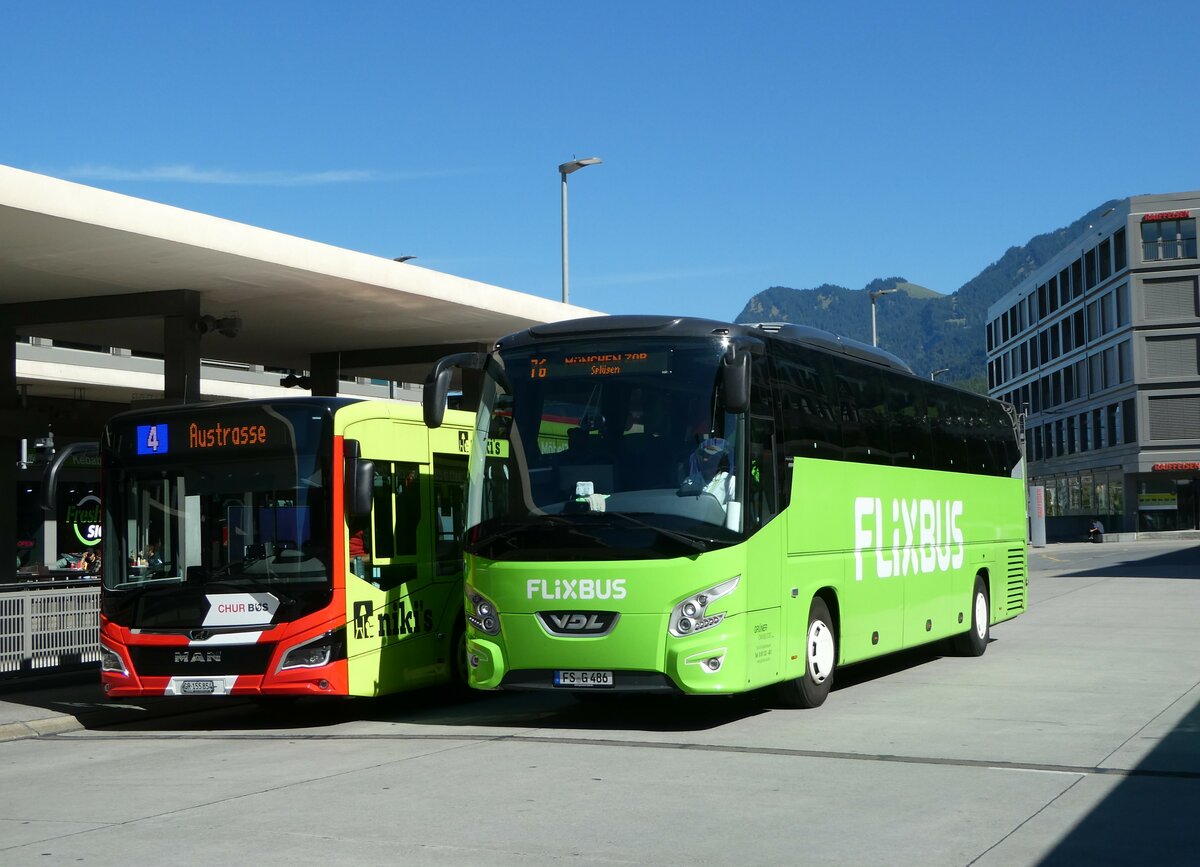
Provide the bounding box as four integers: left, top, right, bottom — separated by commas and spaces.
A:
1005, 547, 1027, 614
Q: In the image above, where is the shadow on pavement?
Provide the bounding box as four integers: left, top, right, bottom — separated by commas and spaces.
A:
1057, 545, 1200, 580
1037, 694, 1200, 865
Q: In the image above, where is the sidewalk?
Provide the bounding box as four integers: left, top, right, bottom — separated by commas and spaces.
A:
0, 670, 236, 742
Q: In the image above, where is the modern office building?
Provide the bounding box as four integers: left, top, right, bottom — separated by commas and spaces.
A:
987, 192, 1200, 539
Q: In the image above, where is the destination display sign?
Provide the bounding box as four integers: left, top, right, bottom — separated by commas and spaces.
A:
120, 406, 304, 460
528, 349, 672, 379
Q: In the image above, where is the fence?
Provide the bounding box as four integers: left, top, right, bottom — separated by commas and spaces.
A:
0, 583, 101, 677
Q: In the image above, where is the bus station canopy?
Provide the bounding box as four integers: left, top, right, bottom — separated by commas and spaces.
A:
0, 163, 599, 378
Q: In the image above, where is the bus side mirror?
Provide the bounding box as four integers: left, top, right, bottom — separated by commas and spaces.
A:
40, 441, 99, 512
722, 349, 751, 414
343, 439, 374, 517
423, 352, 487, 429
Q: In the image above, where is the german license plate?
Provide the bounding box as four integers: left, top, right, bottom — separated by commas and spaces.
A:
554, 670, 613, 688
180, 680, 216, 695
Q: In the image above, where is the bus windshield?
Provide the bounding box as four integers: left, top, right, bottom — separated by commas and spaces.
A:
103, 404, 332, 593
469, 336, 746, 559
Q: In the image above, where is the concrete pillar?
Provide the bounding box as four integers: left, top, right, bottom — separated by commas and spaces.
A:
309, 353, 341, 397
163, 292, 201, 403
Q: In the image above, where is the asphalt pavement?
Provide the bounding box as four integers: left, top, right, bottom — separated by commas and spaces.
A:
1, 539, 1198, 866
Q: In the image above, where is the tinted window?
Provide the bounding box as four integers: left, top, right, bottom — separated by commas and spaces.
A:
887, 379, 930, 468
773, 345, 841, 462
927, 386, 966, 472
835, 362, 891, 465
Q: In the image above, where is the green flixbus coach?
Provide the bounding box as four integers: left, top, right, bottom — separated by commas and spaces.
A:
424, 316, 1028, 707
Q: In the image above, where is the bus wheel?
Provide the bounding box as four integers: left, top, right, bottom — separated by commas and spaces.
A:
952, 574, 989, 657
777, 597, 836, 708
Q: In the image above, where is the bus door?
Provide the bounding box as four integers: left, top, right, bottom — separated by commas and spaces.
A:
427, 422, 471, 585
343, 418, 441, 695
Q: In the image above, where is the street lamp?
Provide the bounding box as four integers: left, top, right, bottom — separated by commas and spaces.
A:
868, 288, 898, 347
931, 368, 950, 381
559, 156, 602, 304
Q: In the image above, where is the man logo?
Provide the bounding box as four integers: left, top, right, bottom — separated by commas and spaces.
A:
536, 611, 619, 637
174, 650, 222, 663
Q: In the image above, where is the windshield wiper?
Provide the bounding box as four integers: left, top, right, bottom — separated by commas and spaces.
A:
205, 558, 295, 606
209, 551, 266, 578
599, 511, 710, 552
467, 516, 597, 554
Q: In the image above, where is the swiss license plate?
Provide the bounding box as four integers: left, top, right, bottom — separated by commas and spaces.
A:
554, 670, 613, 688
180, 680, 216, 695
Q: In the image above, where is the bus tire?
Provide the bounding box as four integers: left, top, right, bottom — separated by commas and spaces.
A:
952, 574, 989, 657
777, 597, 836, 709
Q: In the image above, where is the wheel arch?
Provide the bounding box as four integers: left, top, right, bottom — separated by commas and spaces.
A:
975, 567, 993, 621
812, 585, 841, 657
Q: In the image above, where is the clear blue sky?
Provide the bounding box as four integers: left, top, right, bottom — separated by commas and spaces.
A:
3, 2, 1196, 322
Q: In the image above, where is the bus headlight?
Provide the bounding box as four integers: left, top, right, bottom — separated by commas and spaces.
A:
99, 641, 127, 675
278, 631, 340, 671
669, 576, 739, 638
467, 585, 501, 636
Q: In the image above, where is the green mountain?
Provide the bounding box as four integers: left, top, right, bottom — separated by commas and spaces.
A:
733, 199, 1125, 390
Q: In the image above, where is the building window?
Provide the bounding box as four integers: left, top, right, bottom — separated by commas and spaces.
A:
1114, 228, 1127, 271
1141, 217, 1198, 261
1123, 398, 1136, 444
1100, 292, 1114, 334
1089, 353, 1103, 393
1115, 283, 1129, 327
1085, 247, 1098, 289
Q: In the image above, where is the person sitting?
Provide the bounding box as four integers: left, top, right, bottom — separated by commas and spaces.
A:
1088, 519, 1105, 544
678, 437, 735, 507
145, 544, 164, 570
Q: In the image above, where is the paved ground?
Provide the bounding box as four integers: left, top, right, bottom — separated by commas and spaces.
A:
1, 540, 1198, 865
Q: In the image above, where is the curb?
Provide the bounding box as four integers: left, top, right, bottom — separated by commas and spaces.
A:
0, 714, 85, 743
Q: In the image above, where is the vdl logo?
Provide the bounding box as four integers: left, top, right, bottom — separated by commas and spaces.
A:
536, 610, 620, 637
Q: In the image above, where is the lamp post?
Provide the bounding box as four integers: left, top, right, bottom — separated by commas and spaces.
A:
868, 287, 898, 347
931, 368, 950, 381
559, 157, 602, 304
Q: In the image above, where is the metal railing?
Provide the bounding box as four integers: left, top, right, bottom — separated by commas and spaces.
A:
0, 583, 101, 677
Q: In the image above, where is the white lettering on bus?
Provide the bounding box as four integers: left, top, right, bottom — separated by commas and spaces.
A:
526, 578, 627, 600
854, 497, 963, 581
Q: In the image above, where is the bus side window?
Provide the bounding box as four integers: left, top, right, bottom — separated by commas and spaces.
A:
392, 462, 422, 557
887, 382, 931, 469
433, 455, 468, 576
371, 463, 396, 560
747, 415, 777, 528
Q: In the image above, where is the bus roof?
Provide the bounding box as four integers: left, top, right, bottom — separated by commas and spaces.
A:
503, 315, 913, 375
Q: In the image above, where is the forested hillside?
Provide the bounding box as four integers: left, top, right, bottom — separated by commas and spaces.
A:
733, 199, 1124, 389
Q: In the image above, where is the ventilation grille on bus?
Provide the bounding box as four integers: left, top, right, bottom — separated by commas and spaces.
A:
1005, 547, 1027, 614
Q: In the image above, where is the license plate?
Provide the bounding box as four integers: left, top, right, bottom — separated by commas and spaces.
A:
180, 680, 216, 695
554, 670, 613, 688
